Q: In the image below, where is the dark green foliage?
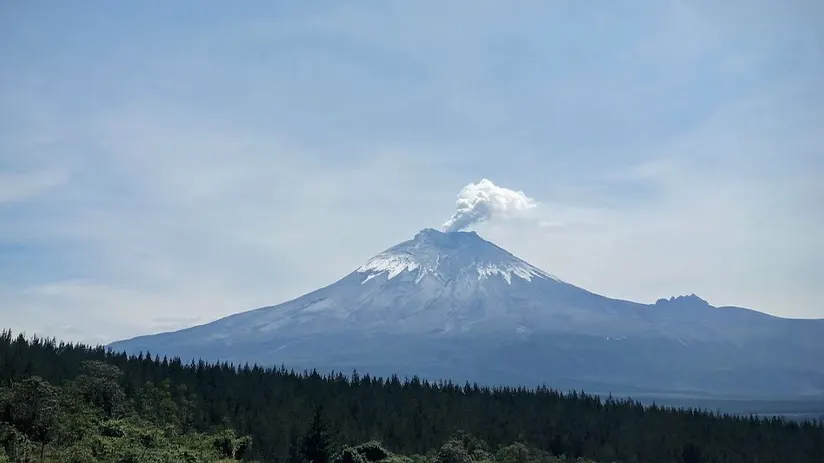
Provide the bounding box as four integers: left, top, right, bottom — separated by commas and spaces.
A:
434, 438, 472, 463
334, 446, 367, 463
495, 442, 531, 463
449, 431, 491, 461
681, 442, 702, 463
0, 376, 59, 460
74, 361, 126, 419
301, 405, 334, 463
0, 333, 253, 462
354, 441, 392, 462
213, 427, 253, 460
1, 329, 823, 462
0, 423, 36, 462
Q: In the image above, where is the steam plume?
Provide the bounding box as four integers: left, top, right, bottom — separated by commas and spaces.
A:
442, 179, 537, 232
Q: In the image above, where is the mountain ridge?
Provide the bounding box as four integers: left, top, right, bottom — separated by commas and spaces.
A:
109, 228, 824, 398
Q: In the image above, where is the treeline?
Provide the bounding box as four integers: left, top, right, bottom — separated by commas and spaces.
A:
0, 359, 252, 462
1, 330, 822, 462
0, 359, 588, 463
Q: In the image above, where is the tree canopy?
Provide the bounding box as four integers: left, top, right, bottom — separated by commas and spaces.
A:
1, 330, 821, 462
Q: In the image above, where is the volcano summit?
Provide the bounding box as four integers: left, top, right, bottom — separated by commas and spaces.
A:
110, 229, 824, 398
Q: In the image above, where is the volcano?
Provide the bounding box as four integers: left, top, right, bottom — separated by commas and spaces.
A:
109, 228, 824, 398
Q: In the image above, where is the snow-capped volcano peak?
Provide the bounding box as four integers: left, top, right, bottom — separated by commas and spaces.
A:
355, 228, 561, 285
109, 226, 824, 400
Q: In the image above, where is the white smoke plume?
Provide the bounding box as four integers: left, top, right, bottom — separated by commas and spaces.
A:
442, 179, 537, 232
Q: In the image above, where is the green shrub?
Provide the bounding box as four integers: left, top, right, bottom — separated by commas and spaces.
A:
334, 446, 367, 463
56, 443, 96, 463
355, 441, 392, 462
495, 442, 531, 463
99, 420, 126, 438
382, 455, 413, 463
0, 423, 36, 463
433, 439, 472, 463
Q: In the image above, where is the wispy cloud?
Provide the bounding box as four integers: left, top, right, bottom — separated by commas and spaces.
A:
0, 170, 67, 203
1, 0, 822, 342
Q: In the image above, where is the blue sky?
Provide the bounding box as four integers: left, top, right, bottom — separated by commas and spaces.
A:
1, 1, 822, 343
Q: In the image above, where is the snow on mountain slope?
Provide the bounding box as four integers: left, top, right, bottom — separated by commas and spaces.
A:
109, 228, 824, 398
356, 228, 562, 285
138, 228, 649, 344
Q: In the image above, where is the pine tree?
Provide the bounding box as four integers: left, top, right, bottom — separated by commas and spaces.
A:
681, 442, 703, 463
288, 429, 303, 463
301, 405, 334, 463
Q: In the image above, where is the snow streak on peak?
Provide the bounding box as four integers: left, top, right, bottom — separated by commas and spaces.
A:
357, 253, 423, 283
475, 262, 552, 285
355, 228, 562, 286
